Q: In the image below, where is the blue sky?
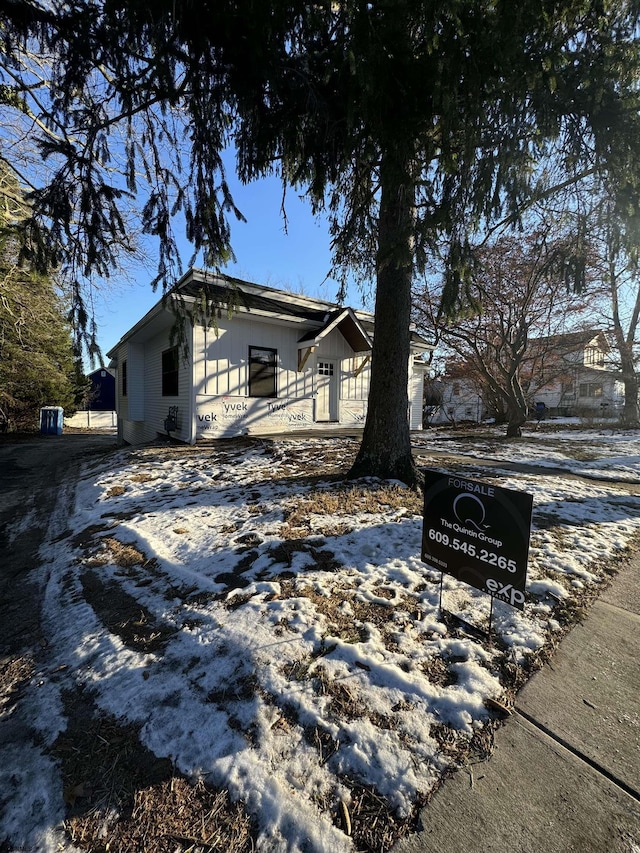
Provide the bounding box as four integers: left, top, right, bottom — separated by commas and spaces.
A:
93, 171, 375, 359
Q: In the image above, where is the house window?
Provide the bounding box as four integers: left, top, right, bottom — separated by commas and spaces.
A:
121, 360, 127, 397
585, 347, 605, 367
317, 361, 334, 376
249, 347, 277, 397
579, 382, 603, 398
162, 346, 179, 396
452, 382, 460, 396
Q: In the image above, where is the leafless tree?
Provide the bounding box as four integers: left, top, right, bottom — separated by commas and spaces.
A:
414, 229, 591, 436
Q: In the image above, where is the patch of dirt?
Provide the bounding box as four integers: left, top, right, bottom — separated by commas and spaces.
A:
49, 688, 256, 853
0, 653, 35, 717
80, 571, 176, 653
265, 538, 342, 572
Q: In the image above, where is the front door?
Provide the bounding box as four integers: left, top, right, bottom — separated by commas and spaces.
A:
316, 360, 338, 421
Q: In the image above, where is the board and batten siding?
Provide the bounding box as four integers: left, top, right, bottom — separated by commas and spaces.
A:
409, 364, 427, 430
340, 355, 371, 401
314, 326, 370, 402
194, 316, 314, 398
194, 317, 372, 400
193, 317, 372, 437
118, 327, 192, 445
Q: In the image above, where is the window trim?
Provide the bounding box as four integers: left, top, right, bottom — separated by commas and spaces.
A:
585, 347, 605, 367
579, 382, 603, 398
248, 346, 277, 398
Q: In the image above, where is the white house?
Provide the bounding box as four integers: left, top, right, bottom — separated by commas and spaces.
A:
425, 377, 486, 425
526, 330, 624, 417
107, 269, 433, 444
429, 330, 625, 424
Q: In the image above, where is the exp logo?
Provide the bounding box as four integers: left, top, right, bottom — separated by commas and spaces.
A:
486, 577, 525, 607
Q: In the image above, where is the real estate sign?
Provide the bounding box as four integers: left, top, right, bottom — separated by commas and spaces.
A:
422, 471, 533, 610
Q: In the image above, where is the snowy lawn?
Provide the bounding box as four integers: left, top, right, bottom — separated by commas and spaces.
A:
3, 426, 640, 852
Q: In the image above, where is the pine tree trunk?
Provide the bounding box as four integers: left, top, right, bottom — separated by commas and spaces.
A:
348, 149, 418, 486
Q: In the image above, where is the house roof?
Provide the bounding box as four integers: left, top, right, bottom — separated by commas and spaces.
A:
87, 367, 115, 380
530, 329, 610, 352
179, 272, 332, 324
107, 268, 434, 356
297, 307, 372, 353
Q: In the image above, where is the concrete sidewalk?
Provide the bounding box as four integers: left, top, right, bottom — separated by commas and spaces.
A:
393, 555, 640, 853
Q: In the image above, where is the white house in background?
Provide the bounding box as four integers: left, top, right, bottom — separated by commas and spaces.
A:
425, 377, 486, 425
525, 329, 624, 417
107, 269, 433, 444
428, 329, 625, 424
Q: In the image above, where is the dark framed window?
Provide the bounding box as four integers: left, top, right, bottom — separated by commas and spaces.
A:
585, 347, 605, 367
121, 360, 128, 397
579, 382, 603, 398
249, 346, 277, 398
162, 346, 179, 396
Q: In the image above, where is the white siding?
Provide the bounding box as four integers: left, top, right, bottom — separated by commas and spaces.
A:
340, 357, 371, 402
409, 365, 426, 430
193, 320, 373, 432
196, 317, 315, 399
119, 308, 433, 442
143, 330, 191, 441
118, 326, 192, 445
127, 342, 145, 420
317, 328, 370, 405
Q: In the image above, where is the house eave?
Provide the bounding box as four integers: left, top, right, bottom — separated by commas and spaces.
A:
106, 299, 177, 358
297, 307, 373, 353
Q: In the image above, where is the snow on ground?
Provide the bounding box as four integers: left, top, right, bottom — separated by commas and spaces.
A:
3, 426, 640, 852
414, 421, 640, 481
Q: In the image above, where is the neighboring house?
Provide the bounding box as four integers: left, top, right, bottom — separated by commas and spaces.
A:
525, 330, 624, 418
64, 368, 118, 429
431, 330, 625, 424
424, 377, 486, 425
106, 269, 433, 445
86, 367, 116, 411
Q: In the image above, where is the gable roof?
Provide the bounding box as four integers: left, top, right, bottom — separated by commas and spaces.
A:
107, 268, 434, 356
179, 271, 332, 324
297, 307, 372, 353
530, 329, 610, 352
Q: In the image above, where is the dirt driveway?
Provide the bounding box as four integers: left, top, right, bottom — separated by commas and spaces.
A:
0, 432, 118, 660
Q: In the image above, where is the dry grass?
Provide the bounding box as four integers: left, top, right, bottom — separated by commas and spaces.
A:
128, 472, 158, 484
282, 483, 422, 535
106, 484, 127, 497
338, 779, 428, 853
102, 537, 148, 567
52, 691, 255, 853
0, 653, 35, 717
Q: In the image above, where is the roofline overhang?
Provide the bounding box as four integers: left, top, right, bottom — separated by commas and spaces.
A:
297, 307, 373, 353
